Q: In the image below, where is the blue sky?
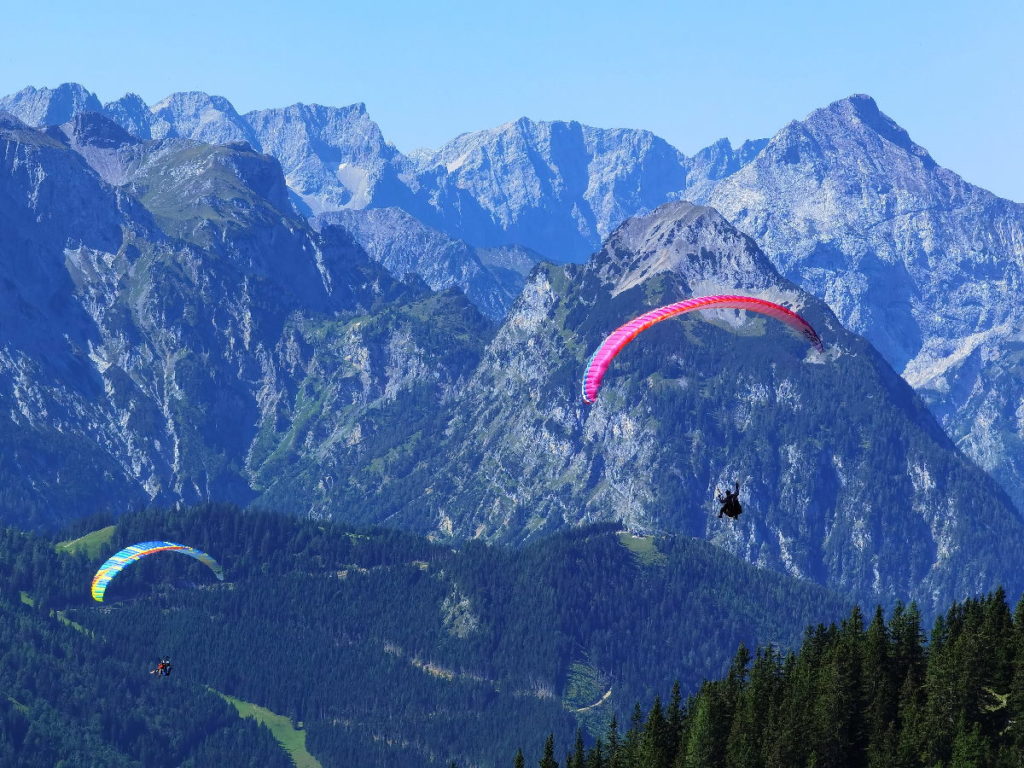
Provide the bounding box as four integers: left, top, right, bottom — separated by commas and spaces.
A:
3, 0, 1021, 200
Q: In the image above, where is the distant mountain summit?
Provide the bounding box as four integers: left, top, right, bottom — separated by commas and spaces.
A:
0, 83, 765, 262
705, 94, 1024, 511
0, 83, 101, 127
413, 118, 690, 259
147, 91, 258, 146
246, 102, 405, 213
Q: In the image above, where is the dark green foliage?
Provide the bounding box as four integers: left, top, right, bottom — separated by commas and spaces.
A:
529, 590, 1024, 767
0, 580, 290, 767
1, 503, 851, 766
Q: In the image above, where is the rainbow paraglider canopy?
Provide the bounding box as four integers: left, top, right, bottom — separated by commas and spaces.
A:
91, 541, 224, 602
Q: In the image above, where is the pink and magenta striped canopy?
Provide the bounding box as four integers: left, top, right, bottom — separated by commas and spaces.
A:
581, 295, 823, 404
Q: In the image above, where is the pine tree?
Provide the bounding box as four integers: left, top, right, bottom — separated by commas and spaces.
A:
889, 602, 925, 691
540, 734, 559, 768
679, 694, 716, 768
1007, 596, 1024, 752
621, 702, 644, 767
605, 715, 621, 768
862, 605, 896, 768
639, 696, 671, 768
514, 748, 525, 768
890, 602, 927, 768
894, 672, 926, 768
764, 652, 807, 768
570, 730, 585, 768
666, 681, 683, 763
726, 648, 778, 768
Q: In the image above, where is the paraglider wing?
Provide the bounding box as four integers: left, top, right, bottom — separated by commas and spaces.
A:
581, 295, 823, 404
91, 541, 225, 602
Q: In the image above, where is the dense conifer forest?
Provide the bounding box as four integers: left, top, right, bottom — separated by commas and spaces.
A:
4, 503, 1024, 765
1, 503, 851, 766
523, 591, 1024, 768
0, 525, 292, 767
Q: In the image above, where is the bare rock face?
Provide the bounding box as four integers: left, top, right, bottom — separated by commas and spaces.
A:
313, 207, 532, 320
0, 115, 481, 528
704, 94, 1024, 510
147, 91, 258, 147
0, 83, 103, 127
413, 118, 690, 261
102, 93, 153, 139
245, 102, 406, 213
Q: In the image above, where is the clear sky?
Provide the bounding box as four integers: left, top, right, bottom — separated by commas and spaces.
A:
2, 0, 1021, 200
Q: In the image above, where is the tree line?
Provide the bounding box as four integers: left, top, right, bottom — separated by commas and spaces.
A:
522, 590, 1024, 767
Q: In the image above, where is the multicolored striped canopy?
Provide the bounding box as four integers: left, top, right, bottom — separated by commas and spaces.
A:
91, 541, 224, 602
581, 295, 824, 404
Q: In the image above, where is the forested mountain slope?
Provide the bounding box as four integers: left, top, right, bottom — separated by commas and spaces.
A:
0, 94, 1019, 616
2, 504, 850, 767
523, 589, 1024, 768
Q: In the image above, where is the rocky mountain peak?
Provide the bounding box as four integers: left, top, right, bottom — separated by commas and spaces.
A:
828, 94, 934, 164
0, 82, 102, 127
761, 94, 936, 174
102, 92, 153, 139
127, 138, 297, 237
59, 111, 140, 150
422, 117, 689, 260
244, 101, 399, 212
594, 202, 782, 298
705, 95, 1024, 514
149, 91, 257, 146
246, 101, 396, 163
417, 198, 1022, 610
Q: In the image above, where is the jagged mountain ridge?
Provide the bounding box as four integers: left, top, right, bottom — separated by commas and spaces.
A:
0, 83, 767, 263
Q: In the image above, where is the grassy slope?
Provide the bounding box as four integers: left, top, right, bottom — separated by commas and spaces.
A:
55, 525, 116, 558
216, 691, 323, 768
617, 531, 668, 566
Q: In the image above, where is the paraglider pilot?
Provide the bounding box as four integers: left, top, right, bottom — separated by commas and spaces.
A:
152, 656, 172, 677
717, 482, 743, 519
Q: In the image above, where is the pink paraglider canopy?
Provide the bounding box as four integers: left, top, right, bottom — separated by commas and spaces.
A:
581, 295, 823, 404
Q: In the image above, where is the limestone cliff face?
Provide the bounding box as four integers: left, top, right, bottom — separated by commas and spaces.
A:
312, 207, 533, 320
0, 83, 102, 127
411, 118, 690, 260
703, 95, 1024, 511
245, 102, 407, 213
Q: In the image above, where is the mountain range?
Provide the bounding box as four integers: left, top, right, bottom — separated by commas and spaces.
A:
2, 83, 1023, 613
5, 83, 1020, 520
